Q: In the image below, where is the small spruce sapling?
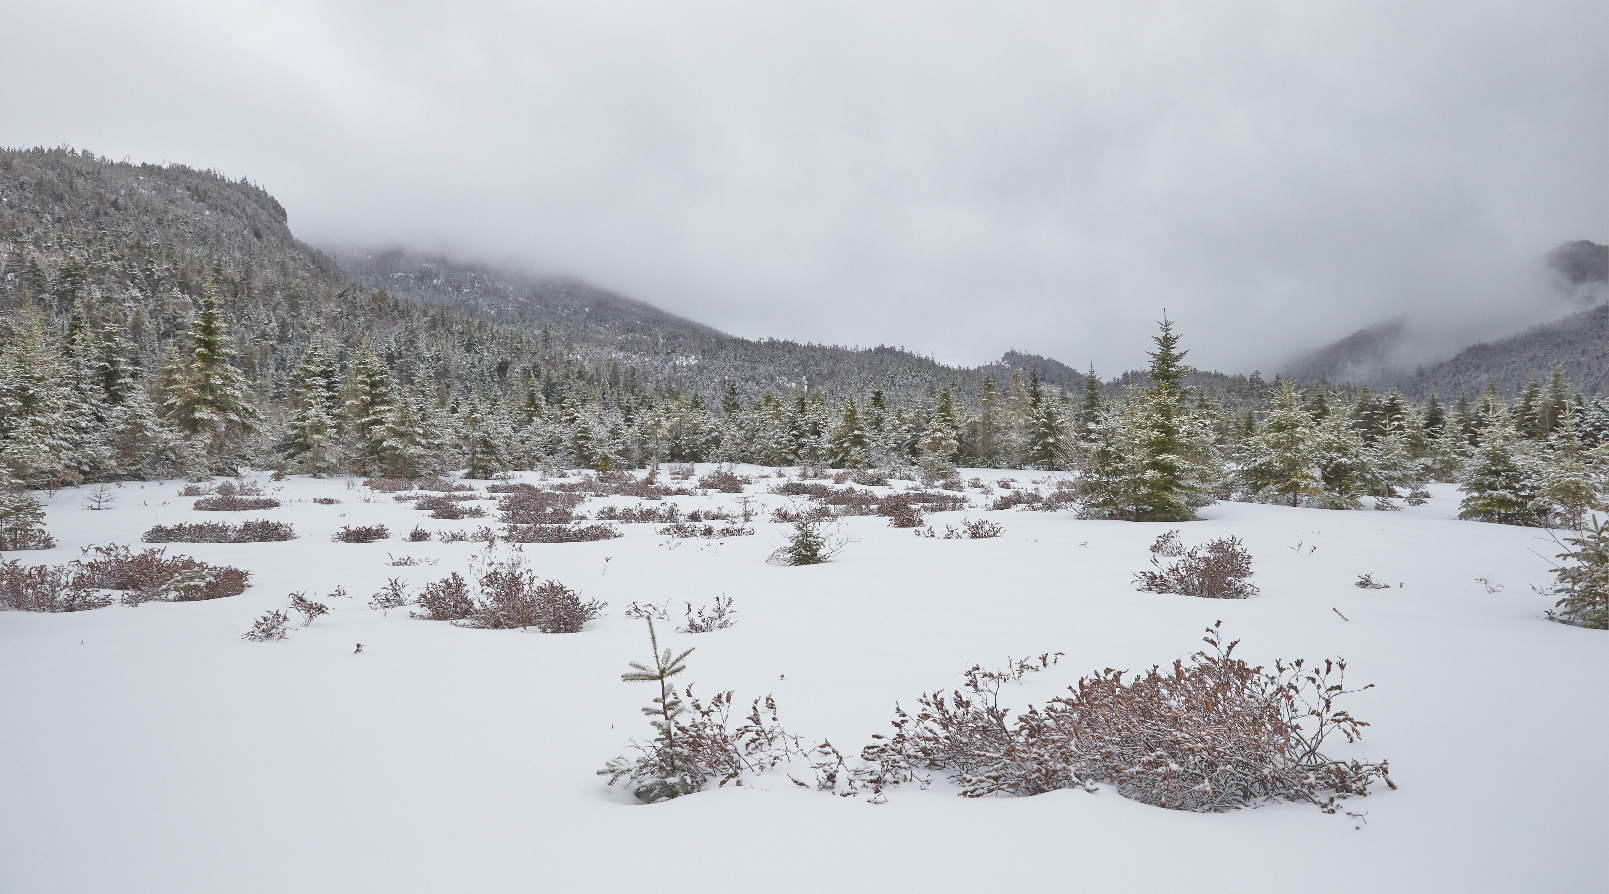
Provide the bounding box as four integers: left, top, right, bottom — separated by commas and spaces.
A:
601, 618, 698, 802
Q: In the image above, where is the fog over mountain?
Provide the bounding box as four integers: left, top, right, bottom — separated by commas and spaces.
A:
2, 1, 1604, 375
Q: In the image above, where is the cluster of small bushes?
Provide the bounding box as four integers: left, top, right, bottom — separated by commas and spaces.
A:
243, 589, 337, 641
821, 624, 1392, 812
596, 502, 681, 523
697, 470, 751, 493
1134, 531, 1258, 599
143, 520, 296, 543
1, 544, 251, 612
657, 523, 755, 539
437, 526, 498, 543
504, 523, 621, 543
401, 555, 604, 632
498, 489, 587, 525
193, 482, 280, 511
333, 524, 390, 543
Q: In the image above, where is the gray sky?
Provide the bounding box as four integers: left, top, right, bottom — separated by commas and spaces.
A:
3, 1, 1605, 374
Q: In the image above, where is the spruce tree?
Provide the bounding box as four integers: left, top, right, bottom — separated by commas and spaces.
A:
1458, 406, 1544, 526
162, 285, 259, 465
1235, 380, 1323, 506
1131, 317, 1216, 521
828, 396, 870, 469
341, 344, 394, 475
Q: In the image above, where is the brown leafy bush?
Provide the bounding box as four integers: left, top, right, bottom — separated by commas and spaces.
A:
74, 545, 250, 602
428, 501, 487, 520
311, 497, 340, 505
595, 502, 681, 523
504, 523, 621, 543
436, 526, 498, 543
498, 490, 587, 525
288, 593, 330, 626
369, 578, 411, 610
414, 478, 475, 493
826, 625, 1393, 813
426, 556, 605, 632
242, 610, 290, 641
991, 490, 1042, 510
178, 483, 212, 497
406, 525, 431, 542
333, 524, 390, 543
698, 470, 751, 493
887, 507, 924, 528
943, 518, 1003, 539
1134, 534, 1258, 599
0, 560, 108, 611
682, 594, 737, 632
142, 520, 296, 543
411, 572, 474, 620
194, 494, 280, 511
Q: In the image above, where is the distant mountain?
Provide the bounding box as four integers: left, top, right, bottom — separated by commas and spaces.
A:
1283, 240, 1607, 397
337, 248, 1095, 401
1400, 302, 1608, 399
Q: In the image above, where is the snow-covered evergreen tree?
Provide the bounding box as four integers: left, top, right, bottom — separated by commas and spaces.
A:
1458, 406, 1545, 526
162, 285, 259, 467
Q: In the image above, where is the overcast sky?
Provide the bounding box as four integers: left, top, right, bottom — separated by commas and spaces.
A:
3, 1, 1605, 373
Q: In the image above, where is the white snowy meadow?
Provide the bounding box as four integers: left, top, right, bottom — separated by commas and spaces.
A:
1, 467, 1603, 893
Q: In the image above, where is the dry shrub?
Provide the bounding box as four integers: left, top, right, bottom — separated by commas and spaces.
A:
887, 507, 924, 528
142, 520, 295, 543
698, 469, 750, 493
364, 477, 417, 492
288, 593, 330, 626
828, 625, 1393, 813
942, 518, 1002, 539
685, 507, 735, 522
0, 560, 108, 611
333, 524, 390, 543
596, 502, 681, 523
370, 578, 411, 610
436, 526, 498, 543
194, 493, 280, 511
852, 470, 891, 487
406, 525, 432, 542
657, 523, 754, 539
178, 483, 212, 497
991, 490, 1042, 511
411, 572, 473, 620
682, 594, 737, 632
770, 503, 836, 524
242, 610, 290, 641
1134, 534, 1258, 599
499, 490, 586, 525
1355, 573, 1391, 589
311, 497, 340, 505
415, 478, 475, 493
428, 501, 486, 520
504, 523, 621, 543
74, 544, 250, 602
419, 556, 604, 631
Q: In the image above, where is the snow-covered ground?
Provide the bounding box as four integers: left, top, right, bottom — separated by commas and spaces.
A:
1, 469, 1603, 893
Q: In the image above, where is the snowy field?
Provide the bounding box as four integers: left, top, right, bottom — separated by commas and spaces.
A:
1, 467, 1603, 893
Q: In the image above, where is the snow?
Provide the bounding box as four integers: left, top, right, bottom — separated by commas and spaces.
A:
1, 470, 1603, 893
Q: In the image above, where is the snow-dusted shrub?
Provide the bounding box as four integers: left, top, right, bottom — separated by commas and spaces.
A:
311, 497, 340, 505
363, 477, 416, 492
1545, 520, 1607, 629
369, 578, 411, 610
411, 572, 473, 620
657, 523, 754, 539
503, 523, 620, 543
833, 625, 1393, 813
498, 490, 586, 525
956, 519, 1003, 539
194, 494, 280, 511
74, 545, 250, 602
682, 595, 737, 632
886, 506, 924, 528
990, 489, 1042, 511
178, 483, 212, 497
698, 469, 750, 493
333, 524, 390, 543
456, 557, 604, 632
288, 593, 329, 626
142, 520, 295, 543
1356, 574, 1391, 589
0, 490, 54, 550
242, 610, 290, 641
194, 480, 279, 511
601, 619, 799, 802
596, 502, 680, 523
436, 526, 497, 543
0, 560, 108, 611
428, 501, 486, 520
406, 525, 431, 542
1134, 534, 1258, 599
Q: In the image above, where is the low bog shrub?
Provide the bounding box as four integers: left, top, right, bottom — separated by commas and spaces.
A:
504, 523, 621, 543
1134, 533, 1258, 599
333, 524, 390, 543
143, 520, 296, 543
